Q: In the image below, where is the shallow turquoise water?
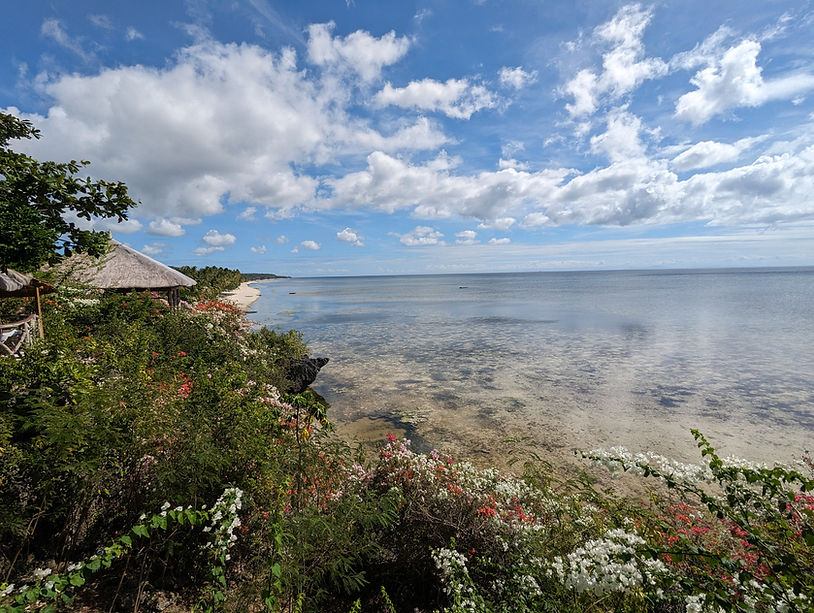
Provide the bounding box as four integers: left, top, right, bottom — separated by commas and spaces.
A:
251, 268, 814, 465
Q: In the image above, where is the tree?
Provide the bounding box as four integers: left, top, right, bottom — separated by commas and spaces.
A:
0, 111, 137, 272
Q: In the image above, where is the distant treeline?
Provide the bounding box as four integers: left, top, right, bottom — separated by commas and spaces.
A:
241, 272, 290, 281
173, 266, 289, 299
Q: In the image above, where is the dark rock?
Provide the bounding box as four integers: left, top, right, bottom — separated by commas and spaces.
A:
286, 356, 329, 393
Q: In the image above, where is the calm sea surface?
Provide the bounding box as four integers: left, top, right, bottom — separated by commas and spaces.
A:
251, 268, 814, 466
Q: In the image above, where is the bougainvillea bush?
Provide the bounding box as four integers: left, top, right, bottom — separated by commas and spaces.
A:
1, 288, 812, 612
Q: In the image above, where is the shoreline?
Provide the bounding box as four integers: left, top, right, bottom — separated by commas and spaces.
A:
220, 281, 263, 311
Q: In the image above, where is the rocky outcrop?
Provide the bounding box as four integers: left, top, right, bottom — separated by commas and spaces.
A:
286, 356, 329, 393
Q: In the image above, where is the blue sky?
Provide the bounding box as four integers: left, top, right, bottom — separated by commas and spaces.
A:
3, 0, 814, 276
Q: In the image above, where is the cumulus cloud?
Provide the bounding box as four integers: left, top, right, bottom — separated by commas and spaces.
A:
141, 242, 167, 255
250, 245, 267, 254
148, 218, 186, 236
373, 78, 497, 119
300, 240, 321, 250
192, 246, 224, 256
399, 226, 444, 246
498, 158, 530, 171
337, 227, 364, 246
589, 109, 648, 163
488, 237, 511, 245
276, 235, 290, 244
306, 21, 410, 81
562, 4, 668, 117
674, 39, 814, 124
202, 229, 236, 247
12, 30, 441, 222
671, 137, 764, 171
499, 66, 538, 90
327, 150, 569, 222
238, 206, 257, 221
455, 230, 478, 245
478, 217, 516, 230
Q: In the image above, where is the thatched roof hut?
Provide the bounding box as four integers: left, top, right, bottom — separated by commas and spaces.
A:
57, 241, 196, 291
0, 268, 55, 297
0, 268, 54, 342
55, 240, 195, 308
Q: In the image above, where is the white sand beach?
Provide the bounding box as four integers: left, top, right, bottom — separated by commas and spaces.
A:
220, 281, 262, 311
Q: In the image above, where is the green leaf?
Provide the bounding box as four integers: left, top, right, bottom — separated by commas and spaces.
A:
132, 524, 149, 538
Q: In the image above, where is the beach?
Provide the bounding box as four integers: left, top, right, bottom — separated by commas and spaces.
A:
220, 281, 262, 310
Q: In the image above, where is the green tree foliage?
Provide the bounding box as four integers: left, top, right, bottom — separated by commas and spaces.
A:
174, 265, 245, 299
0, 112, 136, 272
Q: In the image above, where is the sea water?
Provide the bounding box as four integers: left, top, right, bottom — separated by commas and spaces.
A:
251, 268, 814, 466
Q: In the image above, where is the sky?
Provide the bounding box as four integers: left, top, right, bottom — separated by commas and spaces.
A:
2, 0, 814, 276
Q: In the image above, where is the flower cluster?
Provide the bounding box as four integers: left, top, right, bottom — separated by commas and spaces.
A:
586, 446, 711, 483
431, 547, 484, 613
550, 527, 667, 595
203, 486, 244, 561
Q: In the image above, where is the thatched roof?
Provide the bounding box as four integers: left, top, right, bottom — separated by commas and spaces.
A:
0, 268, 55, 297
56, 241, 196, 291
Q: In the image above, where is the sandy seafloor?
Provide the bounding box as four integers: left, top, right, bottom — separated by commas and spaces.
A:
248, 271, 814, 476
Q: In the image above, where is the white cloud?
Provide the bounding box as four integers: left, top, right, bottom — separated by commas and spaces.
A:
238, 206, 257, 221
126, 27, 144, 41
478, 217, 516, 230
276, 235, 290, 244
498, 158, 530, 171
414, 9, 432, 24
64, 211, 144, 235
141, 242, 167, 256
488, 237, 511, 245
562, 5, 667, 117
300, 240, 321, 250
202, 229, 236, 247
337, 227, 364, 246
148, 218, 186, 236
88, 14, 114, 30
455, 230, 478, 245
589, 109, 647, 163
499, 66, 538, 90
41, 19, 92, 61
399, 226, 444, 246
327, 150, 568, 222
306, 21, 410, 82
250, 245, 267, 254
192, 246, 224, 256
674, 39, 814, 125
12, 32, 441, 222
374, 78, 497, 119
671, 137, 764, 171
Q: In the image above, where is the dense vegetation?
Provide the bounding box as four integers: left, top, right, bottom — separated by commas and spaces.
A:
172, 267, 289, 301
173, 266, 245, 300
1, 278, 812, 613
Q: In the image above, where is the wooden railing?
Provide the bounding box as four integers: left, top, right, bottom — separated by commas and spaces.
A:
0, 314, 39, 357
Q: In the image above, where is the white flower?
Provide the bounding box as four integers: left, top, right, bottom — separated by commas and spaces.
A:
160, 501, 171, 511
0, 584, 14, 597
685, 594, 706, 613
31, 568, 52, 580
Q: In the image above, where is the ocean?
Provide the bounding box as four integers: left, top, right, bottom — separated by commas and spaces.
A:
250, 268, 814, 466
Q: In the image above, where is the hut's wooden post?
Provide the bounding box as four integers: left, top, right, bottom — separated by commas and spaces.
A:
35, 286, 44, 339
